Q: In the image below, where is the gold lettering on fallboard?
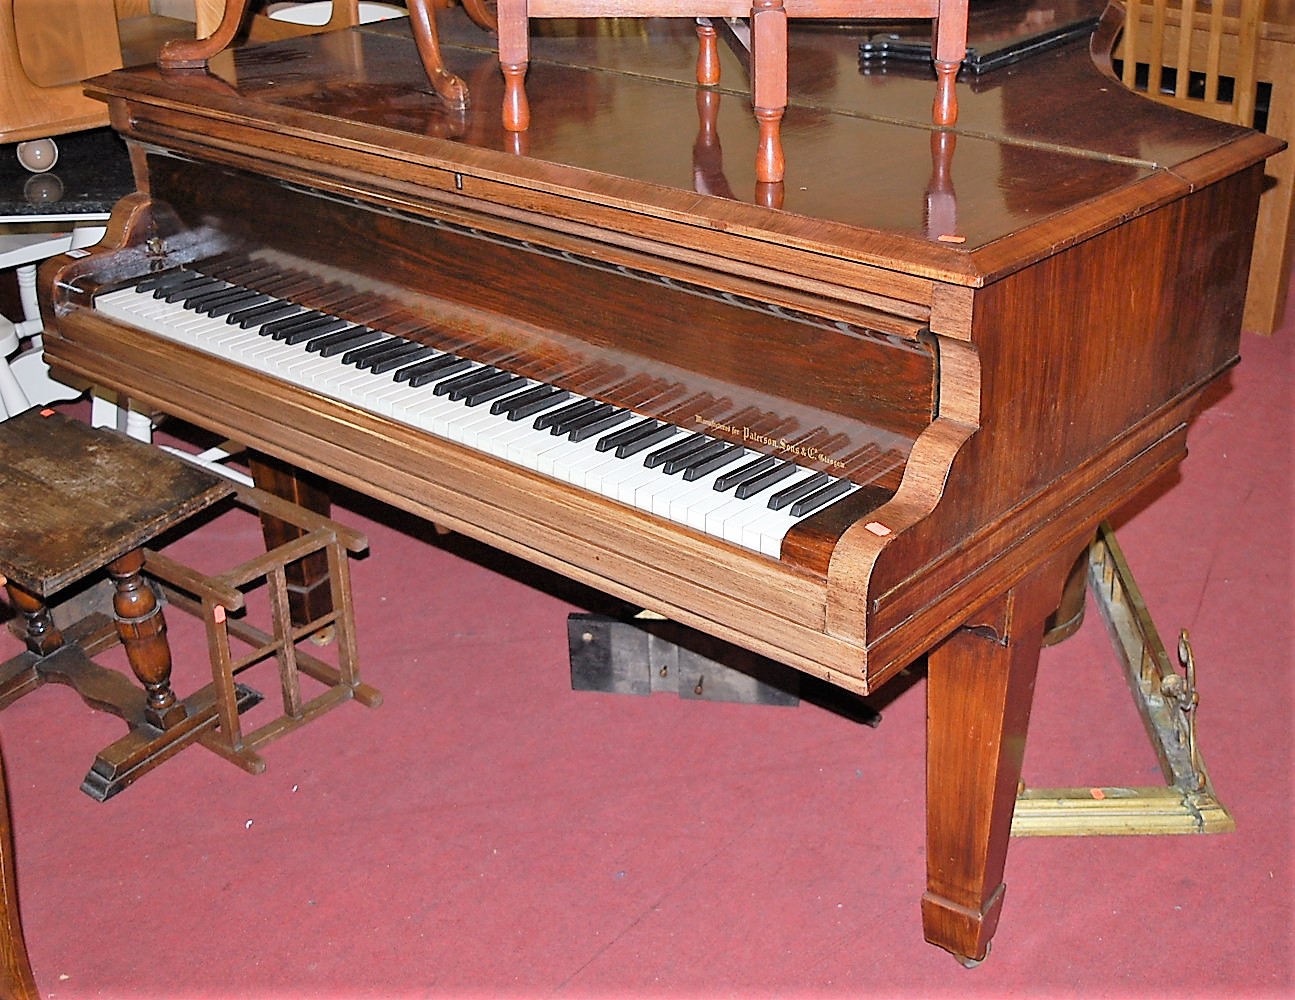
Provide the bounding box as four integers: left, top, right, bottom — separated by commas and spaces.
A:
693, 415, 847, 470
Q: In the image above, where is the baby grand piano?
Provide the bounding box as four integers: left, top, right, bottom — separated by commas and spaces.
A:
36, 5, 1280, 965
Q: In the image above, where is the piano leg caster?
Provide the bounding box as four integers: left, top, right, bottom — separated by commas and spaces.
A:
955, 943, 990, 969
920, 886, 1003, 969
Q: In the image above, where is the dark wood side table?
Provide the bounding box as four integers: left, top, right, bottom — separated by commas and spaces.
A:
0, 407, 239, 799
0, 407, 379, 801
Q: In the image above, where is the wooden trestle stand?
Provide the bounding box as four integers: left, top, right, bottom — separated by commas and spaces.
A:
1012, 522, 1233, 837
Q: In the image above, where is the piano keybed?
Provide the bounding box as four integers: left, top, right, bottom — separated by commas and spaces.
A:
94, 256, 910, 559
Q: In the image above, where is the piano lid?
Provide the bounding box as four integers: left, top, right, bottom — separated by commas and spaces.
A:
86, 8, 1278, 290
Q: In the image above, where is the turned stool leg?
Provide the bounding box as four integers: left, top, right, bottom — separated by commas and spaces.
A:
3, 581, 63, 657
931, 0, 968, 126
750, 0, 788, 185
696, 20, 720, 86
106, 549, 184, 730
498, 4, 531, 132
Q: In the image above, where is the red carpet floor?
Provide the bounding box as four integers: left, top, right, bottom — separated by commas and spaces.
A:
0, 279, 1290, 997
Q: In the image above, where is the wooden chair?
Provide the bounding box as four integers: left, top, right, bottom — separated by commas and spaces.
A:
160, 0, 493, 113
1108, 0, 1265, 125
1098, 0, 1292, 336
497, 0, 970, 185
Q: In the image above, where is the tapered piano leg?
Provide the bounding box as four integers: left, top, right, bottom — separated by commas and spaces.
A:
921, 554, 1075, 965
247, 453, 334, 627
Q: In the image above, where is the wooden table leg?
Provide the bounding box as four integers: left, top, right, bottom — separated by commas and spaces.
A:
921, 553, 1075, 965
3, 582, 63, 657
106, 548, 184, 731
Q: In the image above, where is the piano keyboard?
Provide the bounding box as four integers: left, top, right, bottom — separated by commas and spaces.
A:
95, 265, 901, 558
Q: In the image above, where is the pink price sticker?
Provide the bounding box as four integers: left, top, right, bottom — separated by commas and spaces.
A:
864, 522, 892, 537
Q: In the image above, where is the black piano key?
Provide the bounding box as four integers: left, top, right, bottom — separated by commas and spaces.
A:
341, 337, 409, 366
193, 291, 262, 320
767, 472, 830, 511
143, 270, 205, 296
161, 275, 224, 303
663, 438, 728, 475
308, 327, 380, 354
390, 352, 450, 382
789, 478, 854, 517
616, 423, 678, 459
258, 309, 322, 338
231, 300, 303, 328
203, 289, 271, 317
493, 385, 569, 420
596, 417, 658, 453
682, 443, 744, 481
714, 455, 777, 492
398, 355, 471, 387
644, 432, 710, 469
182, 273, 240, 296
132, 268, 185, 294
369, 344, 436, 374
534, 397, 600, 431
265, 313, 345, 341
567, 407, 632, 443
435, 365, 500, 399
183, 283, 244, 311
282, 315, 349, 341
464, 373, 527, 407
552, 402, 618, 437
733, 461, 799, 499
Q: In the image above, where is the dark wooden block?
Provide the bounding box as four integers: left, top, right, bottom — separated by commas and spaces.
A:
568, 612, 800, 707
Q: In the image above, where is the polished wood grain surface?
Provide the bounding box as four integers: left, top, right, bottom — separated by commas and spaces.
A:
37, 6, 1282, 966
83, 11, 1265, 267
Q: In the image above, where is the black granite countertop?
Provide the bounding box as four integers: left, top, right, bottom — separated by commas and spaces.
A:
1, 128, 134, 218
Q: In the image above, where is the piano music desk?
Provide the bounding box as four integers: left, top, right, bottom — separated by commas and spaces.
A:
35, 10, 1283, 964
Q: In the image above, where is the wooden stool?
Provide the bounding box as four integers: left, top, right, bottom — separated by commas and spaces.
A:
497, 2, 969, 185
0, 408, 378, 800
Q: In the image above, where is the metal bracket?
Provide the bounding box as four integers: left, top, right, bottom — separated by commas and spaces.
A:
1012, 522, 1234, 836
